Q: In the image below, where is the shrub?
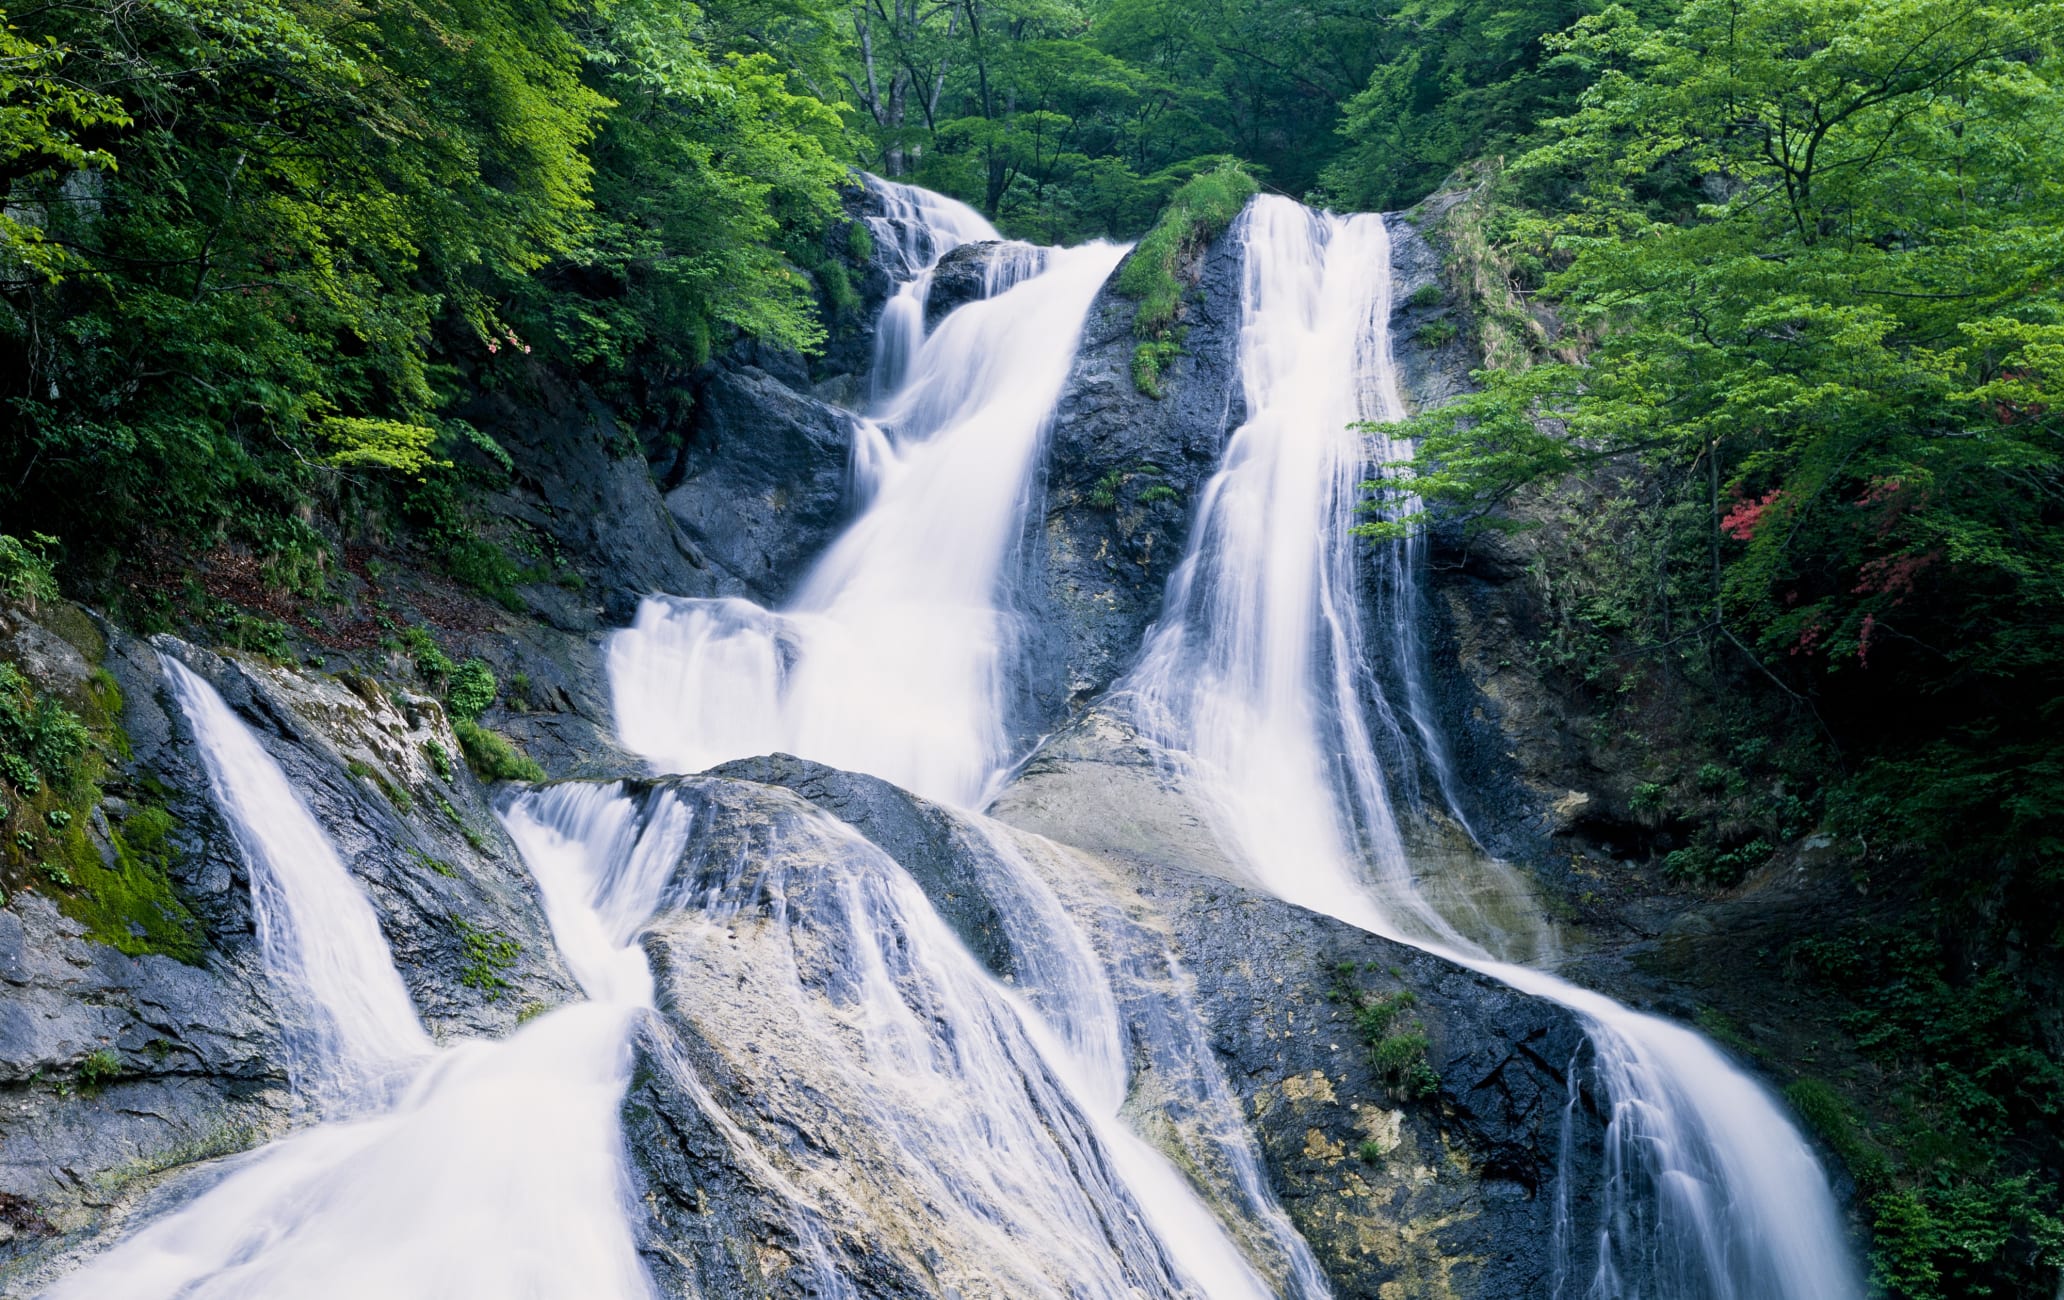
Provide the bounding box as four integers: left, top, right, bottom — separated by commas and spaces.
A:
0, 534, 60, 612
401, 627, 454, 682
452, 719, 544, 783
445, 660, 496, 722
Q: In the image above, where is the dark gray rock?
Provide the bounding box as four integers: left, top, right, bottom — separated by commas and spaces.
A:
985, 706, 1609, 1297
661, 366, 859, 607
459, 367, 710, 630
1010, 224, 1247, 738
923, 241, 1001, 320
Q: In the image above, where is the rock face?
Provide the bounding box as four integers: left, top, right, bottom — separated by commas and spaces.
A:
0, 615, 577, 1291
1011, 226, 1247, 734
613, 758, 1607, 1299
988, 711, 1606, 1297
658, 366, 860, 606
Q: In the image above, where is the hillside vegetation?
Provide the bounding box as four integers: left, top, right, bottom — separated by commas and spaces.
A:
4, 0, 2061, 1294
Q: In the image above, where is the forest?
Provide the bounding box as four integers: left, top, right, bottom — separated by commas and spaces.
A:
2, 0, 2061, 1295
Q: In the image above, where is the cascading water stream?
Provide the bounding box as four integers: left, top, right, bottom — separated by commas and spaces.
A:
862, 176, 1001, 399
605, 188, 1325, 1295
44, 664, 660, 1300
609, 222, 1127, 808
1124, 195, 1866, 1300
161, 655, 430, 1107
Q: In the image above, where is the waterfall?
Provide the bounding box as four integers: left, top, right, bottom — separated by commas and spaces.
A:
160, 655, 430, 1106
604, 186, 1322, 1294
638, 798, 1284, 1299
862, 175, 1001, 398
1123, 194, 1865, 1299
44, 664, 659, 1300
609, 223, 1128, 807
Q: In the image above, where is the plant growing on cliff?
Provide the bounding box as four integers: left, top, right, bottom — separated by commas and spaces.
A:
1347, 985, 1440, 1101
445, 661, 497, 723
453, 720, 545, 784
1117, 163, 1259, 397
0, 536, 61, 613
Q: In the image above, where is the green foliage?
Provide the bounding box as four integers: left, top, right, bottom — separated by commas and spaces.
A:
0, 0, 853, 599
445, 660, 497, 723
1322, 0, 1621, 211
0, 663, 90, 795
452, 719, 545, 783
321, 420, 449, 477
0, 535, 61, 612
1114, 163, 1255, 395
453, 915, 521, 999
1794, 924, 2064, 1296
76, 1049, 123, 1089
1131, 336, 1183, 399
1360, 20, 2064, 1283
1117, 163, 1258, 338
402, 628, 455, 683
1350, 987, 1441, 1100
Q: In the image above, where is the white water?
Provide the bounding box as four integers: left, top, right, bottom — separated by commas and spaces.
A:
160, 656, 429, 1106
972, 821, 1334, 1299
1125, 195, 1865, 1299
862, 175, 1001, 398
606, 188, 1316, 1295
45, 664, 658, 1300
610, 229, 1127, 807
654, 802, 1258, 1298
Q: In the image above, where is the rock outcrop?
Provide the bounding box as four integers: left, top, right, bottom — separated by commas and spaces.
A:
1011, 227, 1247, 736
613, 757, 1606, 1299
0, 614, 577, 1291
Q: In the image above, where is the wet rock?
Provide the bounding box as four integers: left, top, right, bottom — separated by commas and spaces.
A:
988, 709, 1609, 1299
704, 746, 1609, 1299
708, 755, 1018, 980
662, 366, 859, 606
151, 641, 581, 1039
923, 241, 1002, 320
1014, 227, 1246, 738
0, 618, 589, 1289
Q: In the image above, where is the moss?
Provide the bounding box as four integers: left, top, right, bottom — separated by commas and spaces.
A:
453, 916, 521, 1000
453, 718, 544, 783
1116, 162, 1259, 395
424, 739, 452, 780
1784, 1077, 1889, 1190
54, 815, 204, 963
408, 846, 459, 879
346, 758, 414, 814
435, 794, 491, 851
846, 218, 875, 263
